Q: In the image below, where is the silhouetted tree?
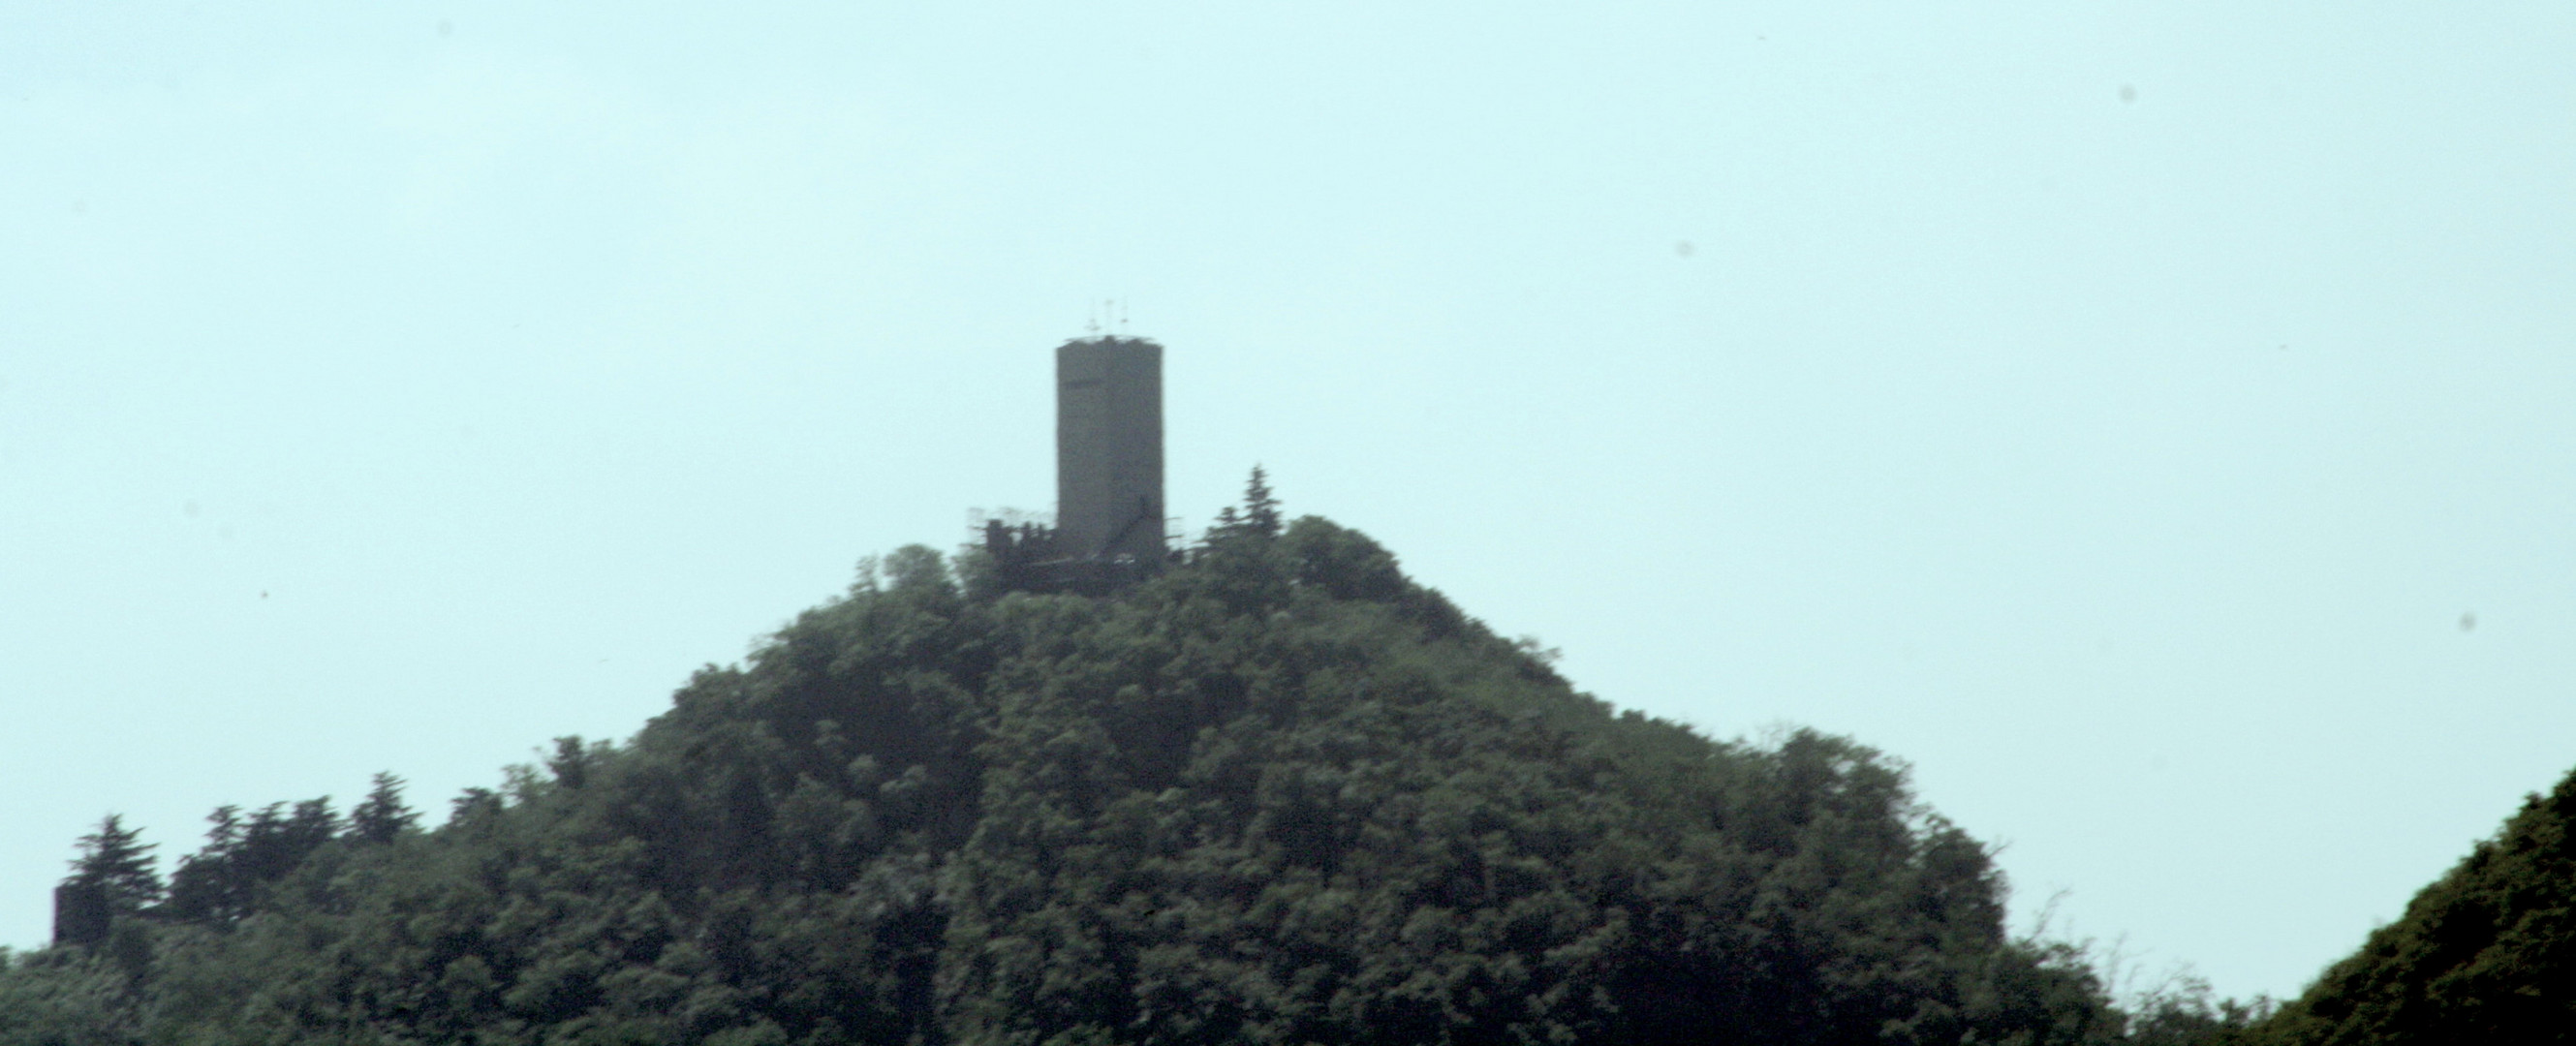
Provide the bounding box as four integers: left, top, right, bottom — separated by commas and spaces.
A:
160, 807, 242, 923
64, 815, 159, 917
1242, 464, 1281, 537
160, 798, 337, 925
347, 772, 419, 844
1205, 466, 1284, 546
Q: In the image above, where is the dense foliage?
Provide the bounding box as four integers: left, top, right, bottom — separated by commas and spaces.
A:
7, 494, 2156, 1045
2247, 765, 2576, 1045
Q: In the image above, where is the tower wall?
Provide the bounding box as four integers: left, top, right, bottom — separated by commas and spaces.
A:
53, 881, 108, 946
1055, 337, 1164, 561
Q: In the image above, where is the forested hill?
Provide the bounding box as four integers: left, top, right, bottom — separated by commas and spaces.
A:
6, 500, 2154, 1045
2250, 765, 2576, 1044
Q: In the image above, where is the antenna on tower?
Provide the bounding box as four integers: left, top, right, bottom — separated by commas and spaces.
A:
1085, 300, 1101, 335
1118, 298, 1130, 333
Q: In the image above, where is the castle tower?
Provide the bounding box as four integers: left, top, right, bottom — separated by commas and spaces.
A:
1055, 336, 1164, 561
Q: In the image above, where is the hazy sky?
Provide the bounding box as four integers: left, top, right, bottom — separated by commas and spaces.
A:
7, 2, 2573, 1004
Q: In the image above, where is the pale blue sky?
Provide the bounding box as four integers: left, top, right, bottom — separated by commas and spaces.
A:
7, 1, 2574, 1004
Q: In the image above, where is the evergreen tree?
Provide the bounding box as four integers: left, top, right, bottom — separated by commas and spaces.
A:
160, 798, 339, 925
1242, 464, 1281, 537
160, 807, 242, 923
1204, 466, 1283, 546
63, 815, 158, 917
347, 772, 420, 844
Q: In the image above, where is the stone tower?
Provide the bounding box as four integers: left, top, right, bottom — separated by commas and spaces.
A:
1054, 336, 1164, 561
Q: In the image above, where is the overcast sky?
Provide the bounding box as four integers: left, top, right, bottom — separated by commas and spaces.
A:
7, 1, 2574, 1004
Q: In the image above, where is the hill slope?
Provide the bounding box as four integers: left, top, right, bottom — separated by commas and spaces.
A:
2250, 766, 2576, 1045
4, 511, 2126, 1046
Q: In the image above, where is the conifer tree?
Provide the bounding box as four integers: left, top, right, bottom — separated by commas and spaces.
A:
348, 772, 419, 844
162, 807, 243, 922
65, 815, 160, 916
1242, 464, 1281, 537
163, 799, 340, 924
1205, 466, 1283, 546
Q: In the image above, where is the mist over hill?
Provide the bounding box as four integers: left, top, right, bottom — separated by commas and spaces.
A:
0, 486, 2340, 1046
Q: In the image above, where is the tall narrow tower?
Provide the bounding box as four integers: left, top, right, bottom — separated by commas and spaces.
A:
1055, 336, 1164, 561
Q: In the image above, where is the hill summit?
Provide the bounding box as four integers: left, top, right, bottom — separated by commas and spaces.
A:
4, 494, 2131, 1045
